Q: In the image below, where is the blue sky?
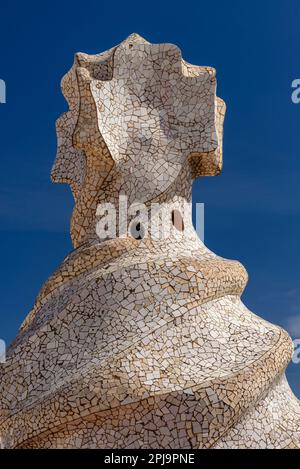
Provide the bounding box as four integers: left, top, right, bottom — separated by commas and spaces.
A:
0, 0, 300, 397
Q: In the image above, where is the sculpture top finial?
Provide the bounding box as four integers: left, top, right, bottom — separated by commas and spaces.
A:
52, 34, 225, 247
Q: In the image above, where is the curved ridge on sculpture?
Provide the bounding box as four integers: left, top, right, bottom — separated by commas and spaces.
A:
0, 34, 299, 449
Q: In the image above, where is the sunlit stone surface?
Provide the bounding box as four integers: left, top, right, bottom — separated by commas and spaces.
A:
0, 34, 299, 449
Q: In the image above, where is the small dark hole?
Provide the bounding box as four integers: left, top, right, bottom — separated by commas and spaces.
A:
171, 210, 184, 232
130, 222, 144, 240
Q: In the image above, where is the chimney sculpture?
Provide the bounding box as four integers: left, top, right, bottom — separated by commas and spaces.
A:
0, 34, 299, 449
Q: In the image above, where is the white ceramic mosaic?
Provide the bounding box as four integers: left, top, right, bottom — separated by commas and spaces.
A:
0, 34, 299, 449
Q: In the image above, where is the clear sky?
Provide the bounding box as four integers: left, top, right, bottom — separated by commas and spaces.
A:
0, 0, 300, 397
